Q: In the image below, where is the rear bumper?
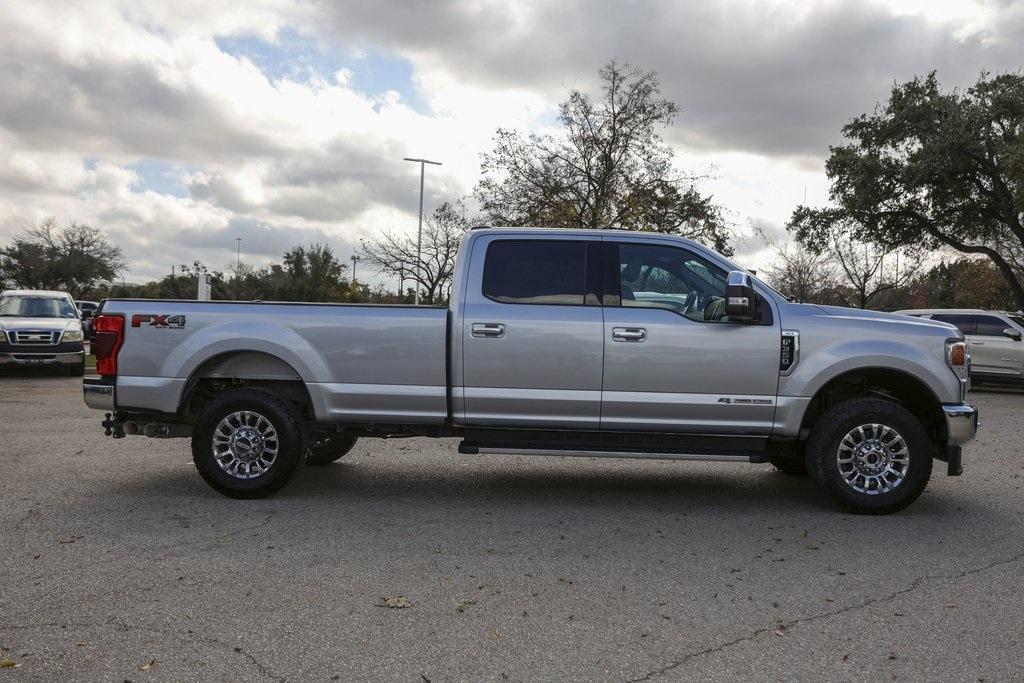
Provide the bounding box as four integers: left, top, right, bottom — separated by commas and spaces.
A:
84, 377, 115, 411
0, 350, 84, 367
943, 403, 978, 446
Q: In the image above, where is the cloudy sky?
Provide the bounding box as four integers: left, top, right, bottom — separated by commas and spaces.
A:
1, 0, 1022, 284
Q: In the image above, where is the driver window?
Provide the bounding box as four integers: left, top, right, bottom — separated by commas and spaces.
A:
617, 244, 728, 322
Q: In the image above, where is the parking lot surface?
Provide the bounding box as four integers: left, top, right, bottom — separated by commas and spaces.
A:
1, 375, 1023, 681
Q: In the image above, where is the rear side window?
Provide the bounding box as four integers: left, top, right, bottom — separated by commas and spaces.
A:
482, 241, 587, 305
931, 314, 976, 335
974, 315, 1010, 336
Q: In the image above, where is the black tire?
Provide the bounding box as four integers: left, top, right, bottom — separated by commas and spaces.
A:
191, 388, 306, 499
305, 434, 359, 466
769, 455, 808, 476
806, 397, 932, 514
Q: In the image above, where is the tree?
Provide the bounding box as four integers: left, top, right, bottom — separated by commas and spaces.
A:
763, 243, 843, 304
475, 60, 730, 253
360, 201, 467, 304
905, 257, 1018, 310
828, 232, 919, 309
788, 71, 1024, 309
0, 218, 125, 298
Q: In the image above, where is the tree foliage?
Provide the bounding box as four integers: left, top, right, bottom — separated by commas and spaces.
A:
475, 60, 730, 253
788, 71, 1024, 308
0, 218, 125, 298
360, 201, 468, 304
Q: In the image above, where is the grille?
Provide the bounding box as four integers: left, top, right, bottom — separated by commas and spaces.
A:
10, 330, 60, 345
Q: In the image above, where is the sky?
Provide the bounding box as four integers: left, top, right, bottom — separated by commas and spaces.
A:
1, 0, 1022, 286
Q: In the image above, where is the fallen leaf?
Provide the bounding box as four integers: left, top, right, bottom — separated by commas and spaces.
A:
490, 628, 502, 641
381, 595, 413, 609
57, 535, 84, 544
140, 659, 157, 671
0, 658, 20, 669
455, 600, 477, 613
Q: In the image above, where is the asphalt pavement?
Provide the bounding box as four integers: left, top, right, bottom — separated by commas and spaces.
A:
1, 375, 1022, 681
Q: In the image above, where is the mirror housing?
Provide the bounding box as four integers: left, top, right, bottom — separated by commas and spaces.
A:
725, 270, 759, 322
1004, 327, 1022, 341
81, 309, 94, 320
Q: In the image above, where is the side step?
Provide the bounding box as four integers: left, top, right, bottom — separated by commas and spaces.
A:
459, 442, 769, 463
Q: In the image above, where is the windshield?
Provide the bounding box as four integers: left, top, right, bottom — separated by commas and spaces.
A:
0, 295, 78, 318
1010, 315, 1024, 330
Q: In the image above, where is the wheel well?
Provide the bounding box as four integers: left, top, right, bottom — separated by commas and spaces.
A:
800, 368, 946, 445
178, 351, 313, 423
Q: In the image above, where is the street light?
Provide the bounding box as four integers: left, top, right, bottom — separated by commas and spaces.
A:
235, 237, 242, 300
403, 156, 442, 304
350, 254, 360, 284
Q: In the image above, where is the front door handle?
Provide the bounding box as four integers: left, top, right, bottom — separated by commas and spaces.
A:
472, 323, 505, 338
612, 327, 646, 342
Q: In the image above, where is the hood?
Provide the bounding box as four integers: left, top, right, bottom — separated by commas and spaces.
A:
0, 317, 81, 333
809, 304, 960, 335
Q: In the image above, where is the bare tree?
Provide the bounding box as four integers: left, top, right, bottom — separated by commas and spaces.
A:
763, 243, 843, 304
360, 201, 468, 304
830, 234, 920, 309
475, 60, 730, 253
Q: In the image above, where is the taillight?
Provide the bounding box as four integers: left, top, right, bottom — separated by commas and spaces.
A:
93, 314, 124, 376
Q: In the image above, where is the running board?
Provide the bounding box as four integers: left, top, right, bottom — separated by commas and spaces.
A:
461, 443, 769, 463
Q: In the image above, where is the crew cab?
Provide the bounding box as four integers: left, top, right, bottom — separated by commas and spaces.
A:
1, 289, 86, 375
83, 229, 978, 513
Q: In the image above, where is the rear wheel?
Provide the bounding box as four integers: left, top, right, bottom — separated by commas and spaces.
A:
306, 434, 359, 465
806, 398, 932, 514
191, 388, 306, 498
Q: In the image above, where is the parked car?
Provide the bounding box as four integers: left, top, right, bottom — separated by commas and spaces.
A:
896, 309, 1024, 384
0, 289, 86, 375
75, 300, 99, 339
82, 228, 977, 514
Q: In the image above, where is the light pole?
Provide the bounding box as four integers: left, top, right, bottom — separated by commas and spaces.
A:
403, 157, 441, 304
350, 254, 360, 285
235, 237, 242, 300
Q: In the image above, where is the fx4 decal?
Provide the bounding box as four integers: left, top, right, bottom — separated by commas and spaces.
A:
131, 314, 186, 329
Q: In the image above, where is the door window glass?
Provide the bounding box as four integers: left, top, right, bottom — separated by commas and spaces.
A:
616, 244, 729, 322
931, 314, 976, 335
975, 315, 1011, 337
483, 240, 587, 305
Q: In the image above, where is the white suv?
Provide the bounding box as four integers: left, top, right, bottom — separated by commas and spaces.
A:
897, 308, 1024, 383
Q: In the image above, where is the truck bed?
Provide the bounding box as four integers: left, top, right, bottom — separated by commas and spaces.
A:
99, 299, 450, 425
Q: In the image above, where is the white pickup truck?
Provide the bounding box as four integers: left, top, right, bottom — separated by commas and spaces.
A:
83, 228, 977, 513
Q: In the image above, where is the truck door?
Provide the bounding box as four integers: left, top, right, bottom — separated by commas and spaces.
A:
459, 236, 604, 428
600, 240, 781, 434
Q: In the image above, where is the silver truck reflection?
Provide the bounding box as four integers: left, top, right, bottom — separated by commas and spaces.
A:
83, 229, 977, 514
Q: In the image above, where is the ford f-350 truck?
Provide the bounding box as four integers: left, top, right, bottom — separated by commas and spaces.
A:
83, 228, 978, 513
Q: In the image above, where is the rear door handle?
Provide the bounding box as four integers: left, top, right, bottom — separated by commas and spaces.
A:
472, 323, 505, 338
612, 327, 646, 342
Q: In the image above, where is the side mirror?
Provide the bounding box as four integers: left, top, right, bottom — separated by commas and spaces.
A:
1004, 327, 1022, 341
81, 309, 94, 320
725, 270, 759, 322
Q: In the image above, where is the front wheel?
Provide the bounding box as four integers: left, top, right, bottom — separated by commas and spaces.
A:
806, 398, 932, 514
191, 388, 306, 498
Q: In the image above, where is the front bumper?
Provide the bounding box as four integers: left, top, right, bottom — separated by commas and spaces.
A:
0, 350, 84, 367
84, 377, 115, 411
943, 403, 979, 446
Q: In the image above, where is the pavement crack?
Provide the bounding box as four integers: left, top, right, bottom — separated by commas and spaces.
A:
628, 550, 1024, 681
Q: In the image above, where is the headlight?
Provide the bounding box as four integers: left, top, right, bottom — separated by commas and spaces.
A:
63, 328, 83, 342
946, 340, 970, 399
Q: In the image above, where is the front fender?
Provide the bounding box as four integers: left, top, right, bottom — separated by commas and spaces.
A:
787, 338, 955, 402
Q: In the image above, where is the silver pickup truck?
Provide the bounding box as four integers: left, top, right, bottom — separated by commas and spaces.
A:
83, 228, 978, 513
